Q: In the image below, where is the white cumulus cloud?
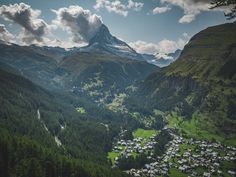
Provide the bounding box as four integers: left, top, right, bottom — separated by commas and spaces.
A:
129, 33, 190, 54
52, 5, 103, 43
0, 3, 48, 44
127, 0, 144, 11
161, 0, 209, 23
0, 24, 14, 43
94, 0, 144, 17
155, 53, 174, 60
152, 0, 229, 23
153, 6, 171, 14
129, 40, 159, 54
43, 37, 86, 49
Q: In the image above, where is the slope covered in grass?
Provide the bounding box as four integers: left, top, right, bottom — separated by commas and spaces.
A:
125, 23, 236, 144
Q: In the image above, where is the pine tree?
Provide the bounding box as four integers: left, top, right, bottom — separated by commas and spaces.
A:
0, 139, 9, 177
211, 0, 236, 19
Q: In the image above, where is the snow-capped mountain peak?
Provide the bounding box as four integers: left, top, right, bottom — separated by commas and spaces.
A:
73, 24, 182, 67
78, 24, 142, 60
89, 24, 121, 46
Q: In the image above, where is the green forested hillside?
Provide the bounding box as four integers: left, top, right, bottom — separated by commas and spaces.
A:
60, 53, 157, 103
166, 23, 236, 80
0, 129, 130, 177
0, 40, 156, 177
125, 23, 236, 144
0, 44, 157, 104
0, 67, 135, 176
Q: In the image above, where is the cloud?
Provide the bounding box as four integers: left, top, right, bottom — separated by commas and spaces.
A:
129, 40, 160, 54
0, 24, 14, 43
94, 0, 143, 17
127, 0, 144, 11
52, 6, 103, 43
155, 53, 173, 60
0, 3, 48, 43
158, 38, 186, 53
94, 0, 127, 16
153, 6, 171, 14
159, 0, 227, 23
179, 14, 196, 23
43, 37, 86, 49
129, 33, 190, 54
106, 1, 128, 16
161, 0, 209, 23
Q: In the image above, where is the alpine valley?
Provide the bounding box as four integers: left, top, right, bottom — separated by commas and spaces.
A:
0, 4, 236, 177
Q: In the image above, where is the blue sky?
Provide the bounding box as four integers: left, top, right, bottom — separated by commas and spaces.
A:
0, 0, 229, 53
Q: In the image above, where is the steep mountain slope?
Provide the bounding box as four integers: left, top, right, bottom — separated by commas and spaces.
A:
126, 23, 236, 144
77, 24, 182, 67
166, 23, 236, 79
143, 49, 182, 67
0, 67, 135, 177
59, 53, 158, 103
77, 24, 143, 60
168, 49, 182, 60
0, 67, 105, 157
0, 43, 158, 104
0, 43, 62, 89
29, 45, 67, 62
0, 131, 130, 177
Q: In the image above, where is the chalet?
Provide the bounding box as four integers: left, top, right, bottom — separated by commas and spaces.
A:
203, 172, 211, 177
228, 170, 235, 175
121, 142, 127, 146
178, 166, 185, 172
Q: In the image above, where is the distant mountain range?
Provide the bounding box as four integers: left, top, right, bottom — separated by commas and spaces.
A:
78, 24, 142, 60
66, 24, 181, 67
0, 40, 157, 104
0, 24, 182, 67
142, 49, 182, 67
0, 23, 169, 104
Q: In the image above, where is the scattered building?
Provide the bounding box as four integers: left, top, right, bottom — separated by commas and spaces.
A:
110, 129, 236, 177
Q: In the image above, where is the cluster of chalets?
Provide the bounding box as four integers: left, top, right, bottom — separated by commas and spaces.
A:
125, 134, 236, 177
112, 136, 157, 166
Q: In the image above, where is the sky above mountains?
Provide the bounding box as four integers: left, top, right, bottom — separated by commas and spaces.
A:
0, 0, 231, 54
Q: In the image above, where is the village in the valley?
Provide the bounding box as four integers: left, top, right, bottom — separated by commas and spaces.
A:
108, 128, 236, 177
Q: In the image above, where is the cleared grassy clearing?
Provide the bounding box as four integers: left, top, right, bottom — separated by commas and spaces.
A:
108, 152, 119, 165
133, 128, 158, 139
167, 112, 236, 146
169, 168, 188, 177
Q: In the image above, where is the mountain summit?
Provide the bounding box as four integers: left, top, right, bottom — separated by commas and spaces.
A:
79, 24, 182, 66
89, 24, 126, 46
79, 24, 143, 60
